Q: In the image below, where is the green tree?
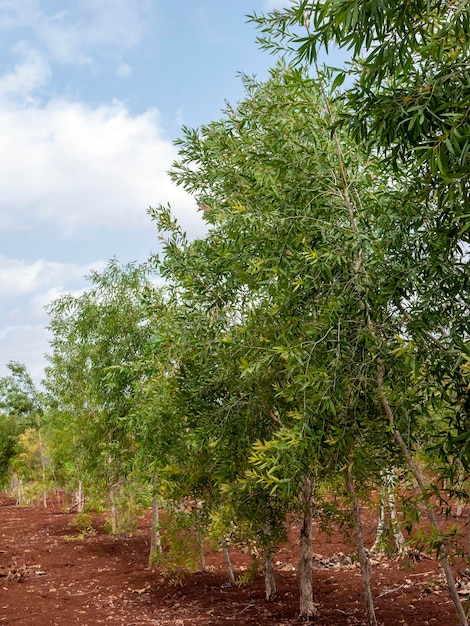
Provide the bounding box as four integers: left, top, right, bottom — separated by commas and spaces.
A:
0, 362, 44, 490
152, 65, 407, 620
44, 260, 161, 529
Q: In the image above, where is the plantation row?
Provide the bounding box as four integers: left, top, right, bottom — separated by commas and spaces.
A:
1, 2, 469, 624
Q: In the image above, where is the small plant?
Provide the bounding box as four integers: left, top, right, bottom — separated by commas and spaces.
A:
74, 512, 96, 537
236, 555, 259, 585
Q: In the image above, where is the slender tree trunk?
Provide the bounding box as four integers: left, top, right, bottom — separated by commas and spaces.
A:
198, 531, 207, 573
109, 484, 117, 535
378, 366, 468, 626
264, 548, 277, 601
149, 494, 162, 566
37, 427, 48, 508
371, 478, 387, 553
345, 468, 377, 626
299, 475, 317, 620
76, 479, 85, 513
221, 537, 235, 584
467, 509, 470, 562
371, 470, 406, 555
388, 482, 406, 554
15, 476, 25, 506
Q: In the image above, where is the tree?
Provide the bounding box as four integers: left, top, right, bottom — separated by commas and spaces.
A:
0, 362, 44, 492
151, 64, 408, 620
44, 260, 161, 528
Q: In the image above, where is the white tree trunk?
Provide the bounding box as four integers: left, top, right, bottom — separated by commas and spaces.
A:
149, 495, 162, 565
299, 475, 317, 619
345, 469, 377, 626
221, 537, 235, 584
77, 479, 84, 513
371, 469, 406, 555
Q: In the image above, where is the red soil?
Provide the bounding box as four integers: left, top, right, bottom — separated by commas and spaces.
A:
0, 494, 468, 625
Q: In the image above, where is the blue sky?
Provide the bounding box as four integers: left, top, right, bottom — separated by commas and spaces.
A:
0, 0, 290, 384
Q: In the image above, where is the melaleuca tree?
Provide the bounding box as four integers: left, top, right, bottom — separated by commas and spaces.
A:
151, 65, 411, 620
0, 362, 45, 493
146, 225, 292, 588
44, 260, 161, 529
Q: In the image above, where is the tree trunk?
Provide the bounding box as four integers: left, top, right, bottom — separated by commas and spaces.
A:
77, 479, 84, 513
345, 468, 377, 626
467, 508, 470, 562
37, 427, 48, 508
198, 531, 207, 573
388, 481, 406, 554
109, 484, 117, 535
299, 475, 317, 620
149, 494, 162, 566
221, 537, 235, 584
371, 469, 406, 555
264, 548, 277, 601
14, 476, 25, 506
371, 478, 387, 553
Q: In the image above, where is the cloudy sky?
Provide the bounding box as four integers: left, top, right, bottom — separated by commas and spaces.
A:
0, 0, 287, 384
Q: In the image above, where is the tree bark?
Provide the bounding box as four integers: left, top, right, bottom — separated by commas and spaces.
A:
109, 484, 117, 535
37, 427, 48, 508
149, 494, 162, 566
198, 531, 207, 573
299, 475, 317, 620
264, 548, 277, 601
345, 468, 377, 626
221, 537, 235, 584
77, 479, 84, 513
371, 469, 406, 555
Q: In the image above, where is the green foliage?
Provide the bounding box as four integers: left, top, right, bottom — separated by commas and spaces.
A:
74, 513, 96, 538
151, 506, 202, 583
0, 362, 44, 486
411, 524, 463, 562
44, 260, 163, 511
0, 415, 17, 487
0, 361, 42, 426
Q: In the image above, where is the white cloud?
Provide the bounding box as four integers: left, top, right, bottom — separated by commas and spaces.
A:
0, 42, 50, 101
0, 257, 103, 301
0, 98, 200, 236
0, 324, 51, 385
0, 0, 155, 68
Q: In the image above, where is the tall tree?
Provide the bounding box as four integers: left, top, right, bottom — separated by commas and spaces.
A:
0, 362, 43, 489
152, 65, 405, 620
44, 260, 161, 526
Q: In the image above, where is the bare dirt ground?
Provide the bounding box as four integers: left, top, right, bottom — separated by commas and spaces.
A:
0, 494, 468, 625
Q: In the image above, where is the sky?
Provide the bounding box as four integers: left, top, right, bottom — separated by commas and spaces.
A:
0, 0, 288, 385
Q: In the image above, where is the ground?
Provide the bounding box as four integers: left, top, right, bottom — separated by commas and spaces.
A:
0, 494, 468, 625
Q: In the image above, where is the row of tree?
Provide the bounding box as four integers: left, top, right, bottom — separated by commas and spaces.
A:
0, 2, 469, 623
